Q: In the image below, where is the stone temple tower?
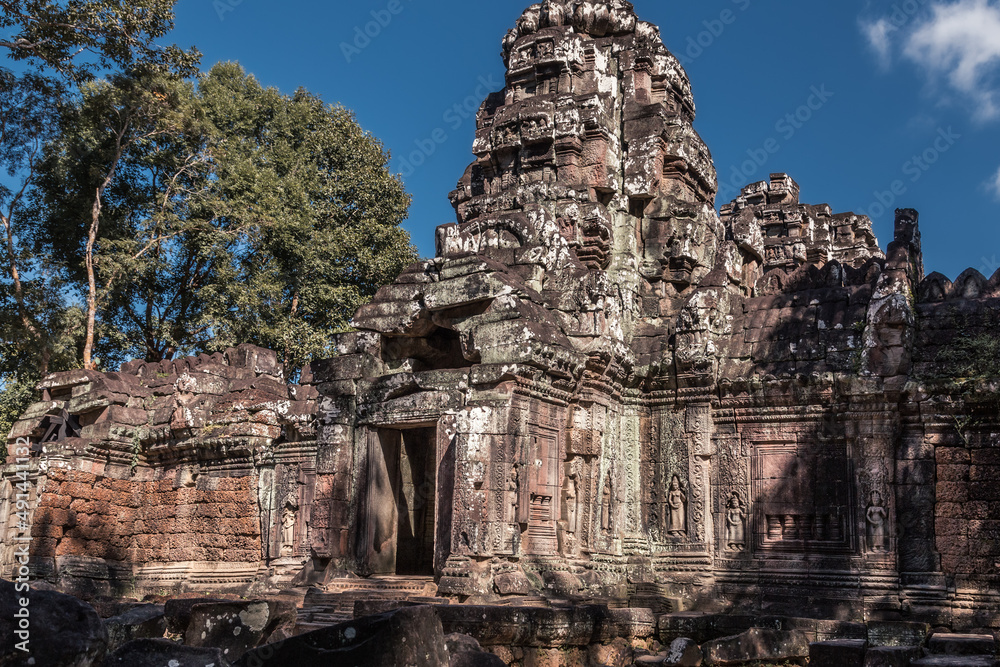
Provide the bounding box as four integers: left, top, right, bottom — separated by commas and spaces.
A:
11, 0, 1000, 627
349, 0, 737, 591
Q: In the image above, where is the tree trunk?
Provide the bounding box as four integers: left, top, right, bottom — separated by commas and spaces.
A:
2, 208, 50, 376
284, 287, 300, 369
82, 127, 128, 371
82, 191, 101, 370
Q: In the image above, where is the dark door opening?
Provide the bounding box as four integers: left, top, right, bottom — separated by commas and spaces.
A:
371, 427, 437, 577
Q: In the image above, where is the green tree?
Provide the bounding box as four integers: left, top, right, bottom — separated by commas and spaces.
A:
0, 0, 197, 79
30, 62, 417, 373
0, 70, 67, 376
198, 63, 417, 371
0, 0, 198, 371
0, 0, 197, 432
30, 69, 224, 368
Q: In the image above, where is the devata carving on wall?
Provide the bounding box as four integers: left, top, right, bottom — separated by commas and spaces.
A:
4, 0, 1000, 626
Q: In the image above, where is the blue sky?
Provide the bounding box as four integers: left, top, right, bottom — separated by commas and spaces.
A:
171, 0, 1000, 281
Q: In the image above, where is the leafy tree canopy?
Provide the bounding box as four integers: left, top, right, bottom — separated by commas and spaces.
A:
0, 1, 416, 433
198, 63, 416, 370
0, 0, 198, 79
29, 62, 416, 373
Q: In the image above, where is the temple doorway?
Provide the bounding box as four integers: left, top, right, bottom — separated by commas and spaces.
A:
365, 427, 437, 577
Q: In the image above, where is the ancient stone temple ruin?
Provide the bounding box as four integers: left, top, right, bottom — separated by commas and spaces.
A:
5, 0, 1000, 632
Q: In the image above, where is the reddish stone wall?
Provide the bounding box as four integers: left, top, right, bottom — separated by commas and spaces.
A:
6, 0, 1000, 625
307, 472, 352, 560
936, 434, 1000, 578
30, 469, 261, 565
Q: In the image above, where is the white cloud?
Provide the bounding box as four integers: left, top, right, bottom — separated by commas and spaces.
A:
861, 18, 895, 69
991, 165, 1000, 198
902, 0, 1000, 120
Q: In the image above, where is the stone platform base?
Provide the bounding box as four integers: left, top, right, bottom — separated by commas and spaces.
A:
34, 555, 261, 598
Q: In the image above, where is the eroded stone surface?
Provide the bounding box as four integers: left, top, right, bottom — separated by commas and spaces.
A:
927, 633, 997, 656
864, 646, 922, 667
867, 621, 930, 648
809, 639, 868, 667
183, 600, 272, 662
911, 657, 999, 667
0, 579, 108, 667
235, 605, 450, 667
446, 632, 508, 667
702, 627, 809, 666
663, 637, 703, 666
3, 0, 1000, 642
104, 604, 166, 652
104, 638, 231, 667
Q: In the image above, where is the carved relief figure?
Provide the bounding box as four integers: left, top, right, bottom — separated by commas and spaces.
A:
725, 492, 746, 550
866, 491, 887, 552
280, 492, 298, 556
178, 467, 199, 489
667, 475, 687, 537
562, 473, 579, 534
281, 508, 296, 556
505, 468, 519, 524
601, 473, 613, 531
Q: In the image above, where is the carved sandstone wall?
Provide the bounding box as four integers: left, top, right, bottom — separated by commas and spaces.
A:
1, 345, 317, 595
3, 0, 1000, 630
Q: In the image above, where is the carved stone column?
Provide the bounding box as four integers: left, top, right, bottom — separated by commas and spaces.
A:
686, 402, 715, 551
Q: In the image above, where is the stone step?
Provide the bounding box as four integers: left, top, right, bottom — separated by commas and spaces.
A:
409, 596, 450, 605
294, 622, 332, 635
298, 578, 445, 628
865, 645, 921, 666
353, 597, 451, 618
492, 596, 550, 607
309, 612, 348, 624
910, 656, 999, 666
323, 576, 437, 596
630, 595, 684, 614
928, 634, 997, 656
809, 638, 867, 667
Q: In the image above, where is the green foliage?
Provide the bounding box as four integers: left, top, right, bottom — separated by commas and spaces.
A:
0, 304, 85, 374
2, 4, 415, 387
935, 332, 1000, 382
27, 62, 416, 372
30, 69, 224, 367
0, 373, 35, 440
0, 0, 197, 379
197, 63, 416, 371
0, 0, 199, 80
0, 69, 69, 377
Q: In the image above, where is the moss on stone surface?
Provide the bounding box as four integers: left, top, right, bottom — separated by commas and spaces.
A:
935, 332, 1000, 382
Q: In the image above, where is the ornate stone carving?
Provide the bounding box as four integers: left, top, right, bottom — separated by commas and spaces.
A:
725, 492, 747, 551
866, 491, 888, 553
506, 468, 520, 526
667, 475, 687, 538
8, 1, 1000, 625
601, 472, 614, 533
280, 502, 296, 556
562, 471, 580, 534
